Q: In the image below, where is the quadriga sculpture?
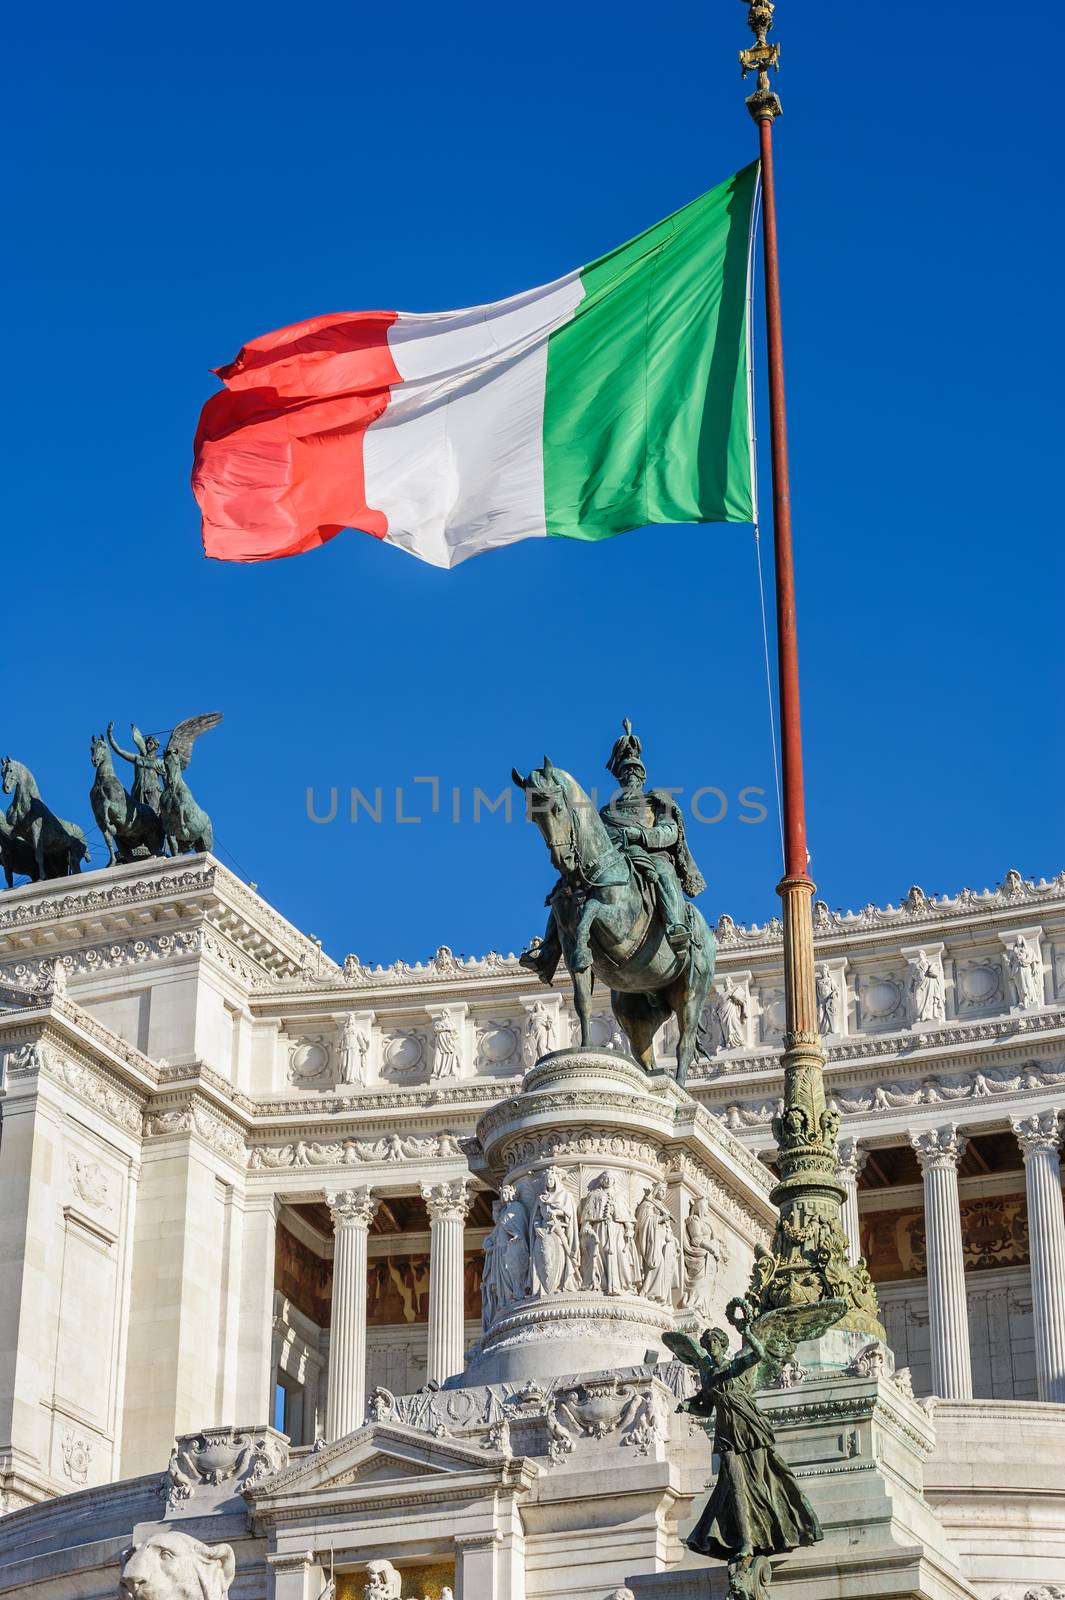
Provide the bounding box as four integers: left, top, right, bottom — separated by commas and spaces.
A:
89, 732, 165, 865
0, 758, 90, 880
159, 713, 223, 855
119, 1529, 235, 1600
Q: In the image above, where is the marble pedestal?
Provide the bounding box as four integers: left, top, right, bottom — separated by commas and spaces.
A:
463, 1049, 775, 1387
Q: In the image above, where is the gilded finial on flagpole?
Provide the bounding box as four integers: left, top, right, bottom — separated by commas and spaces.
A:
740, 2, 782, 121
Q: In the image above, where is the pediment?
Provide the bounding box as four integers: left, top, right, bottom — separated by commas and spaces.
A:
332, 1450, 437, 1487
249, 1421, 513, 1500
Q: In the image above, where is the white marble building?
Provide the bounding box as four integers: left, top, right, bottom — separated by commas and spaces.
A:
0, 854, 1063, 1599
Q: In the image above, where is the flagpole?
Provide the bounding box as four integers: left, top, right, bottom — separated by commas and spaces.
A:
740, 1, 884, 1342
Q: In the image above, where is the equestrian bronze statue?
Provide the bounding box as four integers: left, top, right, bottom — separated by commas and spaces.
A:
513, 720, 715, 1084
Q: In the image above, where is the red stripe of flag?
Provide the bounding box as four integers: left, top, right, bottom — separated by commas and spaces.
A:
192, 311, 401, 562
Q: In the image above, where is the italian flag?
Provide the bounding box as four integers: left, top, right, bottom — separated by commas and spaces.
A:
193, 163, 759, 570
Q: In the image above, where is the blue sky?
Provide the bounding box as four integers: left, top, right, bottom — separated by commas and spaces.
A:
2, 0, 1061, 967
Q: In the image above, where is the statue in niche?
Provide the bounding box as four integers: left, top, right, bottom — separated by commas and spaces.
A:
482, 1183, 530, 1325
338, 1014, 370, 1086
713, 978, 748, 1051
682, 1197, 725, 1317
579, 1172, 637, 1295
1006, 939, 1043, 1008
907, 951, 944, 1023
363, 1561, 402, 1599
430, 1013, 462, 1079
635, 1181, 681, 1304
529, 1167, 580, 1294
668, 1299, 823, 1600
524, 1000, 555, 1065
815, 964, 840, 1036
106, 722, 166, 812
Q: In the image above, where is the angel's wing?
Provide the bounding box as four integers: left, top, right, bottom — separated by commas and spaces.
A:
662, 1330, 708, 1370
131, 724, 148, 756
165, 713, 223, 770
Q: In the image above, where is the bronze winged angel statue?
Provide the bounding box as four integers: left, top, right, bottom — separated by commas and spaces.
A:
665, 1298, 822, 1600
159, 714, 223, 856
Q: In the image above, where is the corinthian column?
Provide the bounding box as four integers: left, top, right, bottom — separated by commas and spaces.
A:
1012, 1111, 1065, 1403
911, 1126, 972, 1398
325, 1187, 378, 1439
422, 1179, 472, 1384
835, 1138, 868, 1265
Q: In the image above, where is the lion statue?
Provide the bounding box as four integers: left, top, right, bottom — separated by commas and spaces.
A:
119, 1530, 236, 1600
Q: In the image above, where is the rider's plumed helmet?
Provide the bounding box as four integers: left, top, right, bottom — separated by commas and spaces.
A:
606, 718, 645, 782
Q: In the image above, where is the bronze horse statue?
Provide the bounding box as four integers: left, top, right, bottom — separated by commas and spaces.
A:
513, 758, 715, 1085
1, 758, 90, 880
90, 733, 165, 865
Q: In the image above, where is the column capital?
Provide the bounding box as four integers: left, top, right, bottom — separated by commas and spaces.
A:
267, 1549, 314, 1574
421, 1178, 472, 1223
911, 1124, 967, 1173
1011, 1110, 1063, 1159
327, 1186, 378, 1230
835, 1138, 869, 1183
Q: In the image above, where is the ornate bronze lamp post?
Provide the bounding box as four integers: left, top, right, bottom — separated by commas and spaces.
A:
738, 0, 883, 1353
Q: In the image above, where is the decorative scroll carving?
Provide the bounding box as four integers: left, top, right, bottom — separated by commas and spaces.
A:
161, 1426, 288, 1508
249, 1130, 464, 1168
61, 1428, 92, 1484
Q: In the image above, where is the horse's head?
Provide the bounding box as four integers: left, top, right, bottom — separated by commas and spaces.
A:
1, 757, 16, 795
513, 756, 597, 877
90, 733, 108, 768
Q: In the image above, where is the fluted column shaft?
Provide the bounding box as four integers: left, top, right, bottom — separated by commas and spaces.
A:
325, 1187, 378, 1439
1013, 1111, 1065, 1403
835, 1139, 868, 1265
911, 1126, 972, 1399
422, 1180, 471, 1385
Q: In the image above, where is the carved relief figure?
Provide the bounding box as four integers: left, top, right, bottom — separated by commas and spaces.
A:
711, 978, 748, 1051
579, 1172, 637, 1294
338, 1013, 370, 1086
430, 1012, 463, 1079
524, 1000, 555, 1065
529, 1167, 580, 1294
907, 950, 944, 1023
635, 1181, 681, 1304
119, 1531, 236, 1600
815, 964, 839, 1036
482, 1182, 530, 1325
1007, 938, 1043, 1008
682, 1197, 724, 1316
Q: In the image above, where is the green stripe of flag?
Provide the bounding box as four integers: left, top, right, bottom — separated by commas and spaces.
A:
542, 161, 759, 542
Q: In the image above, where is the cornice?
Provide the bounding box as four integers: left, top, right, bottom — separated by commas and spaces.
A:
691, 1007, 1065, 1083
0, 855, 333, 984
258, 867, 1065, 994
